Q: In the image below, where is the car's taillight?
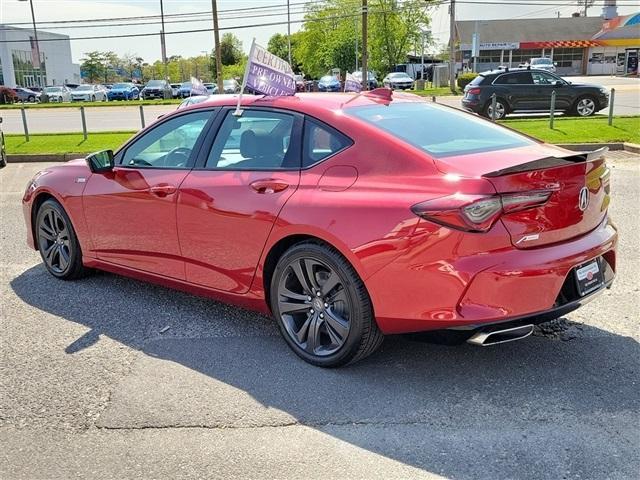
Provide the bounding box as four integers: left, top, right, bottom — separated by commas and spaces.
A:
467, 88, 481, 95
411, 191, 552, 232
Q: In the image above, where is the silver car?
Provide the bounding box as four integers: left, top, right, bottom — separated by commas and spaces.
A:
528, 58, 557, 73
382, 72, 414, 90
71, 84, 108, 102
43, 86, 72, 103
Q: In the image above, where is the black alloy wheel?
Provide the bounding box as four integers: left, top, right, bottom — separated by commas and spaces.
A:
271, 242, 384, 367
36, 199, 88, 279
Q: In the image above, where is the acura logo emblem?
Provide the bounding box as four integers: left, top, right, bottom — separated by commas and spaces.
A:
578, 187, 589, 211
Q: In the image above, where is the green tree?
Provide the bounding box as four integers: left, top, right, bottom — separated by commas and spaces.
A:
267, 32, 303, 72
80, 51, 106, 83
295, 0, 432, 78
220, 33, 243, 66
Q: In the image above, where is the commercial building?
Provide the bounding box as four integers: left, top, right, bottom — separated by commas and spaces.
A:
0, 25, 80, 88
455, 10, 639, 76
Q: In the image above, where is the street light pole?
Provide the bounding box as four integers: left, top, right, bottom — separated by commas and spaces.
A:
18, 0, 41, 86
361, 0, 368, 90
159, 0, 168, 80
287, 0, 292, 66
211, 0, 223, 92
449, 0, 456, 92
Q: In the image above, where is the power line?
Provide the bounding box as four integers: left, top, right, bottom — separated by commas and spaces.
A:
0, 2, 436, 43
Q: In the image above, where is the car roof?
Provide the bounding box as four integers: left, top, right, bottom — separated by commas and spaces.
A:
480, 67, 557, 77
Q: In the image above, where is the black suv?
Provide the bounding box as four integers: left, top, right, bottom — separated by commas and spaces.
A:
141, 80, 172, 100
461, 68, 609, 120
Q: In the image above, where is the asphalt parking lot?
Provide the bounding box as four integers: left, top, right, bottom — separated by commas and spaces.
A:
1, 154, 639, 479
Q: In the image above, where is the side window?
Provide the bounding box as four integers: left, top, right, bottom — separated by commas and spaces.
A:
495, 72, 532, 85
206, 110, 295, 170
122, 111, 211, 168
303, 119, 352, 167
531, 72, 558, 85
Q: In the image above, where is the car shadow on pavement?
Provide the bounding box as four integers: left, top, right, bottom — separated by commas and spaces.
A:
10, 265, 640, 479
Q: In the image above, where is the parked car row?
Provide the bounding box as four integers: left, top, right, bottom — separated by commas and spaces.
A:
313, 71, 416, 92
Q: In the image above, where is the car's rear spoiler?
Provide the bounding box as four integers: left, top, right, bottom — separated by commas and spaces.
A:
482, 147, 608, 178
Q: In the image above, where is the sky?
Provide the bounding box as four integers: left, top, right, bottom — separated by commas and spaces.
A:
0, 0, 637, 63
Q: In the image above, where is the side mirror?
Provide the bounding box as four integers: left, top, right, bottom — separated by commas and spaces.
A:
86, 149, 114, 173
554, 80, 563, 87
554, 62, 558, 66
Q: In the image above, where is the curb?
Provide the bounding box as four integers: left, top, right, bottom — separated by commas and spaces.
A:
557, 143, 639, 154
7, 153, 85, 163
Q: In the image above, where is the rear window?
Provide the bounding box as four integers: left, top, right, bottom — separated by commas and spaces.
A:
346, 102, 534, 157
469, 75, 485, 86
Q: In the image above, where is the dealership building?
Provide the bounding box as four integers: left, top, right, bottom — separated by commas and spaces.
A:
455, 9, 640, 76
0, 25, 80, 88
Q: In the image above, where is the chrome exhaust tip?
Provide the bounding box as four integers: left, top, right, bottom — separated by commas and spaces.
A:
467, 324, 534, 347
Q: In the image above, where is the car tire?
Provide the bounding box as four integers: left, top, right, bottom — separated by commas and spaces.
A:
270, 242, 384, 367
572, 95, 597, 117
28, 95, 35, 102
483, 97, 508, 120
36, 199, 90, 280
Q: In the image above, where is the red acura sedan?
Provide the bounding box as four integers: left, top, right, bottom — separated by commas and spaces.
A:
22, 91, 617, 367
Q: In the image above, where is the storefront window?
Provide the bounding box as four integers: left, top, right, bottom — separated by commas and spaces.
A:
12, 50, 47, 87
553, 48, 583, 68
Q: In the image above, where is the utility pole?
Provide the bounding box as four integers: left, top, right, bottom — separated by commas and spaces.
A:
159, 0, 168, 80
18, 0, 41, 86
354, 15, 358, 72
287, 0, 292, 66
449, 0, 456, 92
211, 0, 223, 92
361, 0, 368, 90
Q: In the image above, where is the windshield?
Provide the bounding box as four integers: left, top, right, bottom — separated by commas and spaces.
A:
76, 85, 93, 91
320, 76, 337, 82
223, 80, 235, 87
388, 73, 409, 79
112, 83, 131, 89
44, 87, 62, 93
294, 75, 304, 81
531, 58, 552, 65
181, 82, 192, 88
346, 102, 534, 157
147, 81, 163, 87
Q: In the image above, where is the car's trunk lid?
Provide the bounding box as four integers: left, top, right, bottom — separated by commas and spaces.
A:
433, 145, 610, 248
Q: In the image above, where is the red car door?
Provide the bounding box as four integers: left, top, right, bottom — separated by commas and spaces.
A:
82, 110, 215, 279
177, 107, 302, 293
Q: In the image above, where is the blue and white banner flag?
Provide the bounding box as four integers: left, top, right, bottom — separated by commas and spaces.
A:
344, 72, 362, 93
236, 39, 295, 114
191, 77, 208, 96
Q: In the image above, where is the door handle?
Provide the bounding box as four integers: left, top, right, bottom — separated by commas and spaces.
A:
149, 184, 177, 197
250, 179, 289, 194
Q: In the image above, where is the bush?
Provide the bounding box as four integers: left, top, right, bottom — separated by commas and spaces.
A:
457, 73, 478, 90
0, 86, 17, 104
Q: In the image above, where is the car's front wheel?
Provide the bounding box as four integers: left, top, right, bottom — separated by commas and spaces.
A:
573, 95, 597, 117
36, 199, 89, 280
483, 97, 507, 120
270, 242, 383, 367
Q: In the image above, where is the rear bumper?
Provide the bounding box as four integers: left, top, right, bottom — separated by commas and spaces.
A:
368, 217, 617, 334
461, 97, 482, 113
